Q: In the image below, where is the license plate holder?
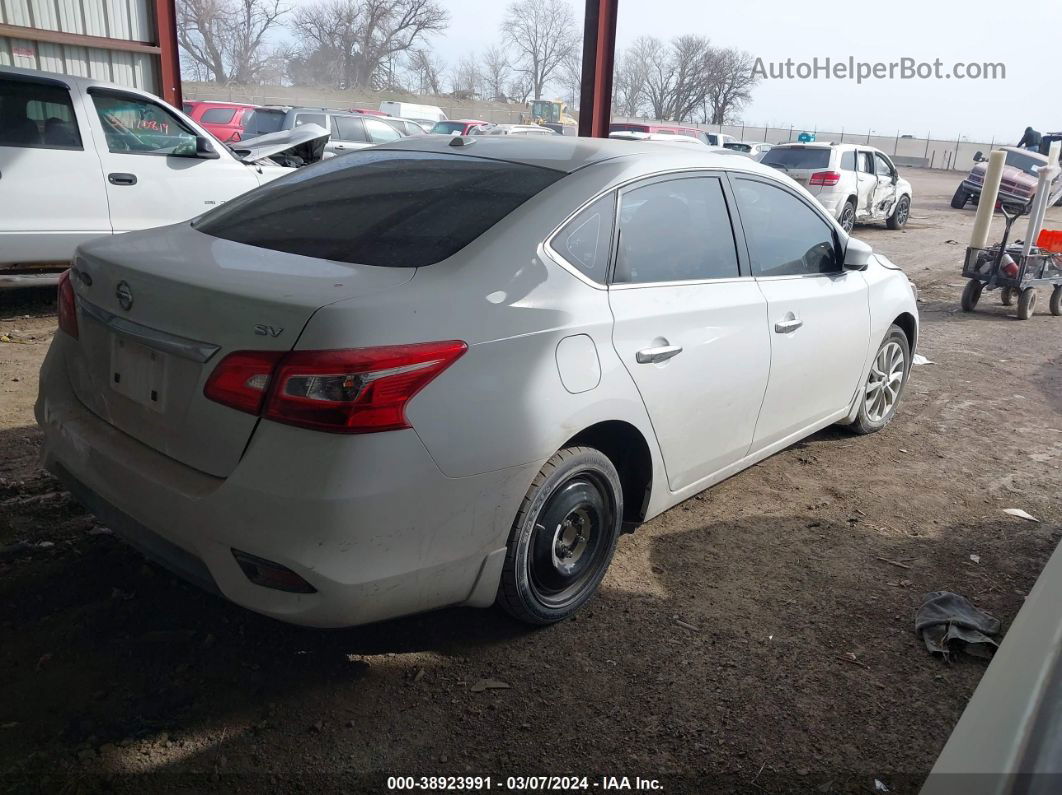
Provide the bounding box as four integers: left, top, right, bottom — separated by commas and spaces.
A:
110, 336, 168, 413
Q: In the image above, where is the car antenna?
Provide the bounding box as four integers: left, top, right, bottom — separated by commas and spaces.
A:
449, 135, 475, 147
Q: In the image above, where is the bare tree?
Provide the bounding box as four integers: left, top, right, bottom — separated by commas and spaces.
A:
405, 48, 445, 95
557, 48, 581, 109
480, 46, 512, 102
450, 55, 482, 98
704, 47, 759, 124
502, 0, 580, 100
177, 0, 288, 84
612, 47, 650, 118
290, 0, 449, 89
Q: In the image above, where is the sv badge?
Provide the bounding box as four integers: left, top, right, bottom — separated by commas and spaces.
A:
254, 324, 284, 338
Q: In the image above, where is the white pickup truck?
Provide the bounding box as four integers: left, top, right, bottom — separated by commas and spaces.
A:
0, 66, 323, 288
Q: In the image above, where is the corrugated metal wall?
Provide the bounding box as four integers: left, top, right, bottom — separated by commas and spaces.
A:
0, 0, 156, 89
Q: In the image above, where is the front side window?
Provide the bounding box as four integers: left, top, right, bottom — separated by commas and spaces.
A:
193, 150, 564, 267
0, 78, 82, 149
331, 115, 366, 142
733, 179, 840, 277
550, 193, 617, 283
875, 153, 895, 178
614, 177, 740, 284
92, 92, 197, 155
364, 117, 402, 144
201, 107, 236, 124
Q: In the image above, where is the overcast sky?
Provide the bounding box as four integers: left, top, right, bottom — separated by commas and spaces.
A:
288, 0, 1058, 143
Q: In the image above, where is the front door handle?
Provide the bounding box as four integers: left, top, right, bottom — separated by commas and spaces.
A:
636, 345, 683, 364
108, 173, 137, 186
774, 316, 804, 334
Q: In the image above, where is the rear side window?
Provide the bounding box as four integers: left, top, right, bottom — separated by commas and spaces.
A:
332, 115, 367, 142
733, 179, 839, 277
201, 107, 236, 124
244, 109, 284, 136
840, 151, 856, 171
760, 147, 831, 170
0, 78, 82, 149
295, 113, 326, 128
550, 193, 617, 283
614, 177, 740, 284
194, 151, 564, 267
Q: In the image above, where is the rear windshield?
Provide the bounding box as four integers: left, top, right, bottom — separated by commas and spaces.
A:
610, 124, 650, 133
723, 143, 751, 152
193, 150, 563, 267
431, 121, 467, 134
760, 147, 831, 170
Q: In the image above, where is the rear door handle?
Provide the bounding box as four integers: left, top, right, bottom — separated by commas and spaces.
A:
636, 345, 683, 364
774, 316, 804, 334
108, 173, 137, 186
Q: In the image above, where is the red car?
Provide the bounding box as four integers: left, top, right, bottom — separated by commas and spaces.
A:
430, 119, 490, 135
182, 101, 260, 143
609, 122, 711, 146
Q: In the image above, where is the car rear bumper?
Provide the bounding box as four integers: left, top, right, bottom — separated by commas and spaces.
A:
35, 335, 538, 627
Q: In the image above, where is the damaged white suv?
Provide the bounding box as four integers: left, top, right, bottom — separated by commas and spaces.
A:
760, 143, 913, 234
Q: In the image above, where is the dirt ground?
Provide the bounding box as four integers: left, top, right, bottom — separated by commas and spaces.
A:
1, 169, 1060, 794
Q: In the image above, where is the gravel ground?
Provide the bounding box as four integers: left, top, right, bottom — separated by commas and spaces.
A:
1, 168, 1060, 793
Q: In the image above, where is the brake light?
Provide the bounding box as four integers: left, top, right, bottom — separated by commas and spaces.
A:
203, 350, 284, 414
57, 270, 78, 340
204, 341, 467, 433
809, 171, 842, 186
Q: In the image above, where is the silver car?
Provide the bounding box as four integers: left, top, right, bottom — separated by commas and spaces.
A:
37, 136, 919, 627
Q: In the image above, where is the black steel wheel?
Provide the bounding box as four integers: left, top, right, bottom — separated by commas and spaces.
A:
961, 279, 983, 312
497, 447, 623, 625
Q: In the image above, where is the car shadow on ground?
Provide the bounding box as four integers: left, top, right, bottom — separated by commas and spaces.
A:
2, 436, 1057, 793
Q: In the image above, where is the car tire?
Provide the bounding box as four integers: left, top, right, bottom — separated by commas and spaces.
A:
848, 325, 911, 435
961, 279, 983, 312
839, 201, 856, 234
887, 196, 910, 229
1000, 286, 1017, 306
496, 446, 623, 625
1017, 287, 1037, 320
951, 186, 970, 209
1051, 286, 1062, 316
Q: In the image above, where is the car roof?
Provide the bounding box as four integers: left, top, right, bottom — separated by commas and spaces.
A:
1, 64, 162, 99
998, 146, 1048, 160
375, 134, 769, 174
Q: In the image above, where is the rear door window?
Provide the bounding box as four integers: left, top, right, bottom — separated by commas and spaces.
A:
614, 176, 740, 284
0, 77, 82, 149
858, 152, 875, 174
193, 150, 564, 267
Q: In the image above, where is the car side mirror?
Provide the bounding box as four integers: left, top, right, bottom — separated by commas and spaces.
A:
973, 151, 985, 163
844, 237, 873, 271
196, 135, 220, 159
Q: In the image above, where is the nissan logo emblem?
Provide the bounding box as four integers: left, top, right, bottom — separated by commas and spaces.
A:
115, 281, 134, 312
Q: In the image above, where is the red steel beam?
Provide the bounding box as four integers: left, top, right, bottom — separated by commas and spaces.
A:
153, 0, 183, 108
0, 23, 161, 55
577, 0, 619, 138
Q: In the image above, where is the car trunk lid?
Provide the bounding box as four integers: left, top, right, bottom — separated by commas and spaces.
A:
66, 223, 414, 477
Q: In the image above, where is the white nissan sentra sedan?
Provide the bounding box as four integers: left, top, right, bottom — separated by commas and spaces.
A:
36, 135, 918, 628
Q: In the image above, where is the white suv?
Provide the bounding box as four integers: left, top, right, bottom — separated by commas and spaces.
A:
760, 143, 912, 233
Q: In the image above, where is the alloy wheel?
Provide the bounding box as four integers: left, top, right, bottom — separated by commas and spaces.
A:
865, 341, 905, 422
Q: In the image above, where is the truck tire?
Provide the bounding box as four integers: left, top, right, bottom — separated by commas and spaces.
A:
951, 186, 970, 210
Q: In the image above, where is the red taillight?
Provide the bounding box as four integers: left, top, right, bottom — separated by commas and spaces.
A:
203, 350, 284, 414
204, 341, 467, 433
809, 170, 842, 186
57, 270, 78, 340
